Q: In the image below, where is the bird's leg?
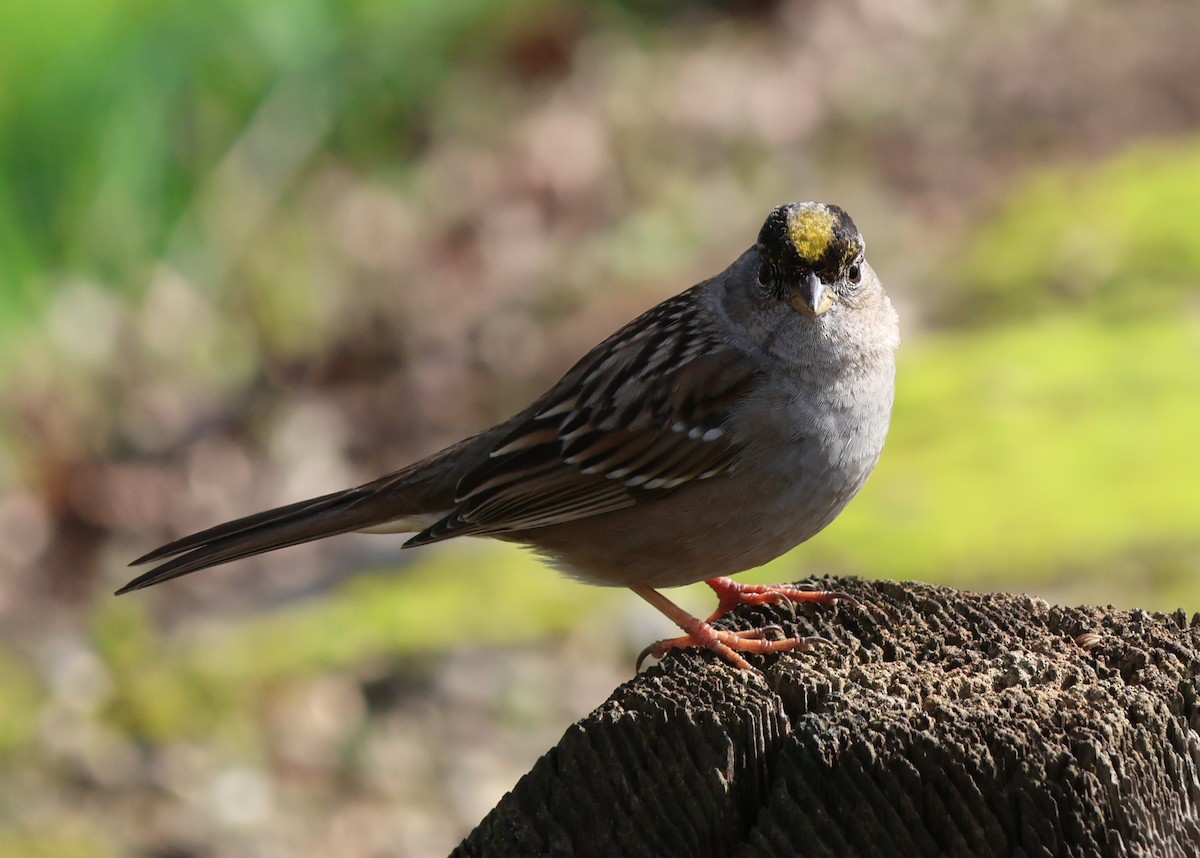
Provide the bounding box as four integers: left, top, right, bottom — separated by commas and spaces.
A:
633, 587, 831, 672
702, 576, 852, 623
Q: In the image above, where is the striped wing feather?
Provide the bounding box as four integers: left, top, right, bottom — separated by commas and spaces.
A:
407, 289, 760, 545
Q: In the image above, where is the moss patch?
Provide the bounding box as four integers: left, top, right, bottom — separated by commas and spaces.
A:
946, 137, 1200, 324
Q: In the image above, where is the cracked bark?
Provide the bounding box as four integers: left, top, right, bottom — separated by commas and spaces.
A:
453, 577, 1200, 857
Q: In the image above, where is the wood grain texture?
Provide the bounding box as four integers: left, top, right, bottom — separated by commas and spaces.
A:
455, 577, 1200, 857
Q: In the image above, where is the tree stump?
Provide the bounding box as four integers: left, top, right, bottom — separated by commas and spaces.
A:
454, 577, 1200, 857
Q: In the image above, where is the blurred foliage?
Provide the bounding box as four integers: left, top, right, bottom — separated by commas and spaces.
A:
0, 833, 111, 858
0, 649, 42, 752
840, 314, 1200, 592
0, 0, 556, 327
94, 544, 600, 743
947, 137, 1200, 324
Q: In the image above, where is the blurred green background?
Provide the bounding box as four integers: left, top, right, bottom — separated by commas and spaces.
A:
2, 0, 1199, 855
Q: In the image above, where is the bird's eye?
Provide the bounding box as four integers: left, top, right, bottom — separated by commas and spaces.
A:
847, 263, 862, 284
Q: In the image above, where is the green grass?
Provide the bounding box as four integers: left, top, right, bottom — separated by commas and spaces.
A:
0, 650, 42, 752
946, 136, 1200, 323
0, 832, 113, 858
0, 0, 558, 332
93, 542, 608, 743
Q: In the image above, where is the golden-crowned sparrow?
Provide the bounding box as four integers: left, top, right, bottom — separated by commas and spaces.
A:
119, 202, 899, 671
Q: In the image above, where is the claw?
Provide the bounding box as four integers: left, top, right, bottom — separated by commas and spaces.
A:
802, 634, 834, 648
754, 624, 787, 641
635, 642, 658, 673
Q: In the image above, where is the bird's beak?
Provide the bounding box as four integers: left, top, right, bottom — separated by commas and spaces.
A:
791, 271, 834, 318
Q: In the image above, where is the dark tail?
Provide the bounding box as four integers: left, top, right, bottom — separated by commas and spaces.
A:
116, 486, 410, 594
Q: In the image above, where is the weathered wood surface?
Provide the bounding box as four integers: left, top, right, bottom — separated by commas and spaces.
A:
454, 577, 1200, 857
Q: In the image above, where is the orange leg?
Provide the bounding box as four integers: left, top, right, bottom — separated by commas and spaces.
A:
633, 583, 845, 672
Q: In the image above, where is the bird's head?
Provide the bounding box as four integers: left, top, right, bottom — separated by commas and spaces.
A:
756, 202, 868, 318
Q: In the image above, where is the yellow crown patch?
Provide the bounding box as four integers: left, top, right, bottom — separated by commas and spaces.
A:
786, 205, 836, 264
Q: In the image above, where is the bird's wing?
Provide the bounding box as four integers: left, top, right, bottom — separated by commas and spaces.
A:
407, 289, 760, 545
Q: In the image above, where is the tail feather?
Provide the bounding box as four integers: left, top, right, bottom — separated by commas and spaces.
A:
117, 488, 409, 594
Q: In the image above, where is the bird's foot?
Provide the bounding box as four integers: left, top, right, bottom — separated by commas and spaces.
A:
636, 623, 830, 672
703, 576, 854, 623
633, 586, 835, 672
